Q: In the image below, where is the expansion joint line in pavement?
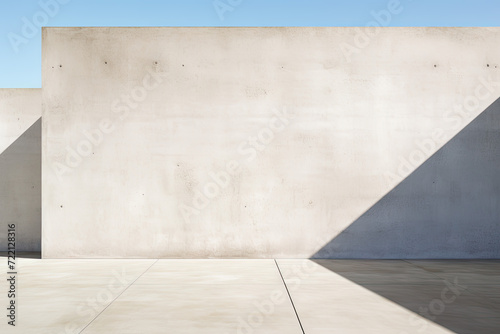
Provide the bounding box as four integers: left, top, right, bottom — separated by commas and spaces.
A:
79, 259, 159, 333
274, 259, 306, 334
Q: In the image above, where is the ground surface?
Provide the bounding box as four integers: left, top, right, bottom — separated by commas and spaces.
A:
0, 255, 499, 333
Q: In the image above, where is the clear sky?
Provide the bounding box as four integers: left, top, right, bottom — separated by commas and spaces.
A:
0, 0, 499, 88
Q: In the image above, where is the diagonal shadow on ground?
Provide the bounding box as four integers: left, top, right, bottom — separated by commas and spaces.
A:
311, 259, 500, 334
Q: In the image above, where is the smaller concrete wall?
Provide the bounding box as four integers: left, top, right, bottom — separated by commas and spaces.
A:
0, 89, 41, 252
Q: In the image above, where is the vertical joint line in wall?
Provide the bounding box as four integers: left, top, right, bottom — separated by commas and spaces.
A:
274, 259, 306, 334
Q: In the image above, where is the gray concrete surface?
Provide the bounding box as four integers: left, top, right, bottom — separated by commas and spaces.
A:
1, 257, 498, 333
0, 89, 41, 252
41, 27, 500, 258
301, 259, 500, 334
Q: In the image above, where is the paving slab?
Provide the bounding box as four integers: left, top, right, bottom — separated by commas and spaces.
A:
81, 284, 302, 334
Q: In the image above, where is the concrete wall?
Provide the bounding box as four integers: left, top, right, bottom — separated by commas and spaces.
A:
0, 89, 41, 252
42, 27, 500, 258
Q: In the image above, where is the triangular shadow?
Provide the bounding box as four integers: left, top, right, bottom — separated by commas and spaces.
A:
308, 99, 500, 333
312, 98, 500, 259
310, 259, 500, 334
0, 118, 41, 254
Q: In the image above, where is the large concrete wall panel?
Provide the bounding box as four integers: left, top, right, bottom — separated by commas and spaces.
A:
0, 89, 41, 252
42, 27, 500, 258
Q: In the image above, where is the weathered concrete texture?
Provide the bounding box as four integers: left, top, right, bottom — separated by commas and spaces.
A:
0, 89, 41, 252
42, 27, 500, 258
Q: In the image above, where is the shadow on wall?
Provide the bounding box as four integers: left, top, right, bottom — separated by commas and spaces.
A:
312, 97, 500, 259
0, 118, 41, 253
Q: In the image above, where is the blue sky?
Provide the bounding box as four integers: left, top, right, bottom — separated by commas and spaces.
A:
0, 0, 498, 88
